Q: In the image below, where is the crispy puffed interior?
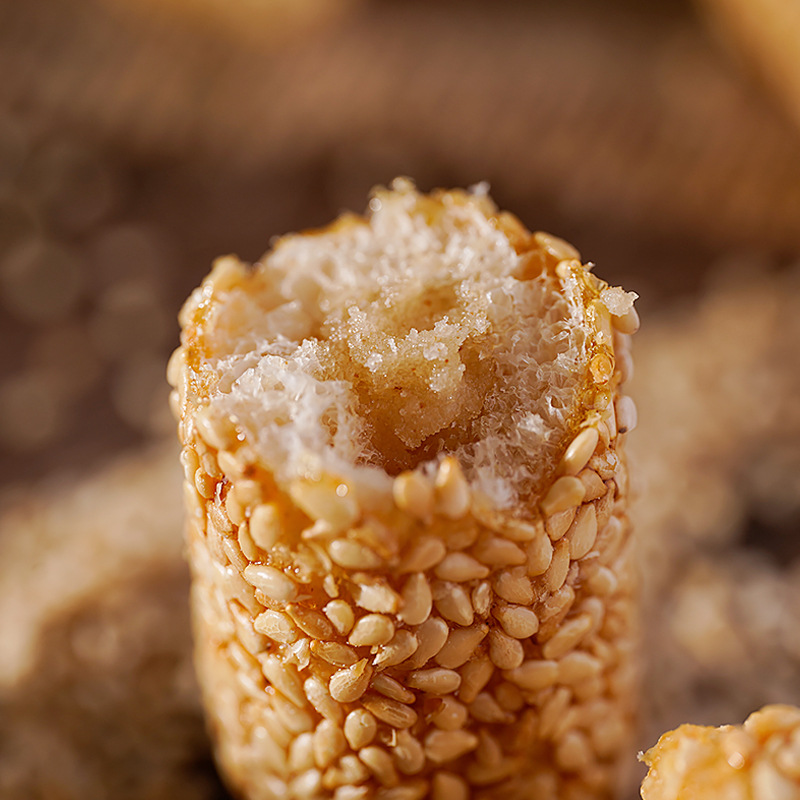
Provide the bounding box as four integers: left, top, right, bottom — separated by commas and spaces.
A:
203, 183, 593, 508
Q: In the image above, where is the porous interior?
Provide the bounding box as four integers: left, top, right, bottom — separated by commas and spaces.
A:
205, 186, 591, 507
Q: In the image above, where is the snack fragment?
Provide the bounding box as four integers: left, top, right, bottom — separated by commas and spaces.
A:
640, 705, 800, 799
169, 179, 639, 800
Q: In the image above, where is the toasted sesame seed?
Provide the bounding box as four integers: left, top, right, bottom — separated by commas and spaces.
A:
324, 599, 355, 636
288, 732, 315, 772
334, 787, 371, 800
329, 538, 384, 569
352, 582, 401, 614
488, 629, 524, 670
243, 564, 297, 603
610, 303, 639, 334
457, 657, 494, 704
194, 467, 215, 499
286, 604, 336, 640
344, 708, 378, 750
391, 730, 426, 775
406, 668, 462, 694
432, 581, 474, 627
471, 581, 492, 617
403, 617, 449, 669
585, 565, 618, 597
566, 504, 598, 560
540, 686, 573, 739
259, 655, 307, 708
590, 714, 628, 758
362, 694, 418, 729
435, 552, 489, 582
542, 614, 593, 660
577, 469, 607, 502
502, 518, 543, 542
435, 624, 489, 669
430, 695, 469, 730
560, 427, 599, 476
329, 659, 373, 702
469, 692, 514, 724
311, 640, 359, 667
435, 457, 471, 519
494, 604, 539, 639
535, 231, 581, 261
615, 395, 637, 434
393, 471, 434, 520
543, 539, 571, 593
557, 651, 602, 684
221, 536, 248, 572
494, 682, 525, 712
505, 660, 559, 691
399, 537, 447, 573
237, 521, 260, 562
525, 528, 554, 576
431, 771, 469, 800
194, 406, 236, 451
290, 478, 360, 533
229, 600, 267, 656
398, 573, 432, 626
472, 537, 526, 567
555, 730, 592, 773
359, 746, 399, 787
314, 719, 347, 769
374, 630, 419, 668
371, 673, 416, 704
349, 614, 395, 647
248, 503, 282, 550
253, 609, 293, 644
541, 476, 586, 516
590, 353, 614, 384
493, 568, 534, 605
375, 782, 428, 800
545, 507, 576, 542
304, 675, 344, 724
424, 730, 479, 764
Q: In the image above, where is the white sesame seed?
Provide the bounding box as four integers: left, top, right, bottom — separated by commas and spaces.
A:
362, 694, 418, 729
541, 476, 586, 516
343, 708, 378, 750
374, 630, 419, 668
615, 395, 638, 434
329, 659, 372, 703
329, 538, 384, 569
429, 696, 469, 731
435, 552, 489, 582
424, 730, 479, 764
434, 457, 471, 519
457, 657, 494, 704
349, 614, 395, 647
406, 668, 462, 694
560, 427, 599, 476
435, 624, 489, 669
488, 629, 524, 670
243, 564, 297, 603
399, 537, 447, 573
393, 471, 435, 520
566, 504, 598, 560
398, 573, 432, 626
505, 660, 559, 691
494, 604, 539, 639
323, 599, 355, 636
403, 617, 449, 669
542, 614, 593, 660
432, 581, 474, 627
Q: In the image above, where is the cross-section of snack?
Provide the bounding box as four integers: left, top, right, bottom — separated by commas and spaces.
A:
168, 179, 640, 800
640, 705, 800, 799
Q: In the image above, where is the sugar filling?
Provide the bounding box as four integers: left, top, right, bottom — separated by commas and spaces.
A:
203, 187, 591, 508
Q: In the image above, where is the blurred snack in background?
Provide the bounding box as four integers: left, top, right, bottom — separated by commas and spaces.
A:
698, 0, 800, 131
631, 262, 800, 743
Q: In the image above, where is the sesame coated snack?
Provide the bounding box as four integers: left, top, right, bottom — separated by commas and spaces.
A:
640, 705, 800, 799
168, 179, 639, 800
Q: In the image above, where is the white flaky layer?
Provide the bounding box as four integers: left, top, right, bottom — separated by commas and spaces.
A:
183, 180, 635, 510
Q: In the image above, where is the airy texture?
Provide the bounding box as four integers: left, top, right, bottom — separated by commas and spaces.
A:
170, 180, 639, 800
